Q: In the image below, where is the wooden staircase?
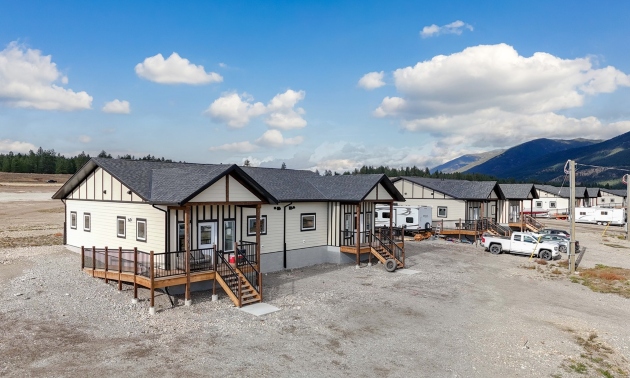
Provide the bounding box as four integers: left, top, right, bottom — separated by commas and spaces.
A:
524, 215, 544, 232
217, 270, 262, 307
370, 245, 404, 269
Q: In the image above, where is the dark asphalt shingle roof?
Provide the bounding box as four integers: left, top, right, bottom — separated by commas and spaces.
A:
535, 185, 587, 199
498, 184, 538, 200
586, 188, 601, 198
600, 188, 627, 197
53, 158, 404, 204
397, 177, 502, 200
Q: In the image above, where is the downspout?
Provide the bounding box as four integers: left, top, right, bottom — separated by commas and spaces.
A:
61, 199, 66, 245
283, 202, 293, 269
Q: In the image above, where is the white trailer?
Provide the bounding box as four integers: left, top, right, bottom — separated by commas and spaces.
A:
375, 205, 432, 234
575, 207, 626, 226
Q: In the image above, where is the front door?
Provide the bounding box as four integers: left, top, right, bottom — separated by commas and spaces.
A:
198, 222, 217, 249
509, 203, 520, 223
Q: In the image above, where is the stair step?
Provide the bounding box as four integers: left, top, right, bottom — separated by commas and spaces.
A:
242, 297, 261, 305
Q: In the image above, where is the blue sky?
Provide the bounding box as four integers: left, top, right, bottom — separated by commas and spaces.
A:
1, 1, 630, 171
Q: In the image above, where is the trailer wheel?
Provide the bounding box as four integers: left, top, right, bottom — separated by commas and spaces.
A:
603, 222, 609, 226
425, 222, 431, 230
385, 259, 397, 272
489, 244, 502, 255
596, 221, 602, 225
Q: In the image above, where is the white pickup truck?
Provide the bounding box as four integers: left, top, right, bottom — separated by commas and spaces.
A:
481, 232, 560, 260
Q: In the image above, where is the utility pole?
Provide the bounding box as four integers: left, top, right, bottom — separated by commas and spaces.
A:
626, 174, 629, 241
569, 160, 576, 274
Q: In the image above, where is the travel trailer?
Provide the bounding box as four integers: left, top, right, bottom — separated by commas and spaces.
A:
375, 205, 432, 234
575, 207, 626, 226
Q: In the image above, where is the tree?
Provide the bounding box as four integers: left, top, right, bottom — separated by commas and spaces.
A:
243, 159, 251, 167
281, 162, 286, 169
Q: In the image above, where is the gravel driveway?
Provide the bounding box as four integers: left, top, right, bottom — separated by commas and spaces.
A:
2, 233, 629, 377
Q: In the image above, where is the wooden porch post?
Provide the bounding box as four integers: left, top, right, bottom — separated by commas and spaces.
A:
81, 246, 85, 270
389, 201, 393, 236
185, 205, 191, 306
104, 246, 109, 283
92, 246, 96, 277
355, 203, 361, 266
118, 247, 122, 291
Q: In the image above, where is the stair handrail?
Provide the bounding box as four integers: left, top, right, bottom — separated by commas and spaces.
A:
237, 251, 261, 294
374, 228, 404, 265
485, 218, 511, 236
215, 251, 240, 299
524, 214, 544, 230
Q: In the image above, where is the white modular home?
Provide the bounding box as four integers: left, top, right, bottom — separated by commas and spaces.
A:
598, 188, 626, 208
53, 158, 404, 309
525, 185, 588, 217
496, 184, 538, 223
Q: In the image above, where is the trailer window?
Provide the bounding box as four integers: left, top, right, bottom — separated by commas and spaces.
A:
437, 207, 447, 218
382, 212, 390, 219
549, 201, 557, 208
535, 201, 542, 208
406, 217, 414, 223
601, 211, 608, 215
579, 212, 586, 215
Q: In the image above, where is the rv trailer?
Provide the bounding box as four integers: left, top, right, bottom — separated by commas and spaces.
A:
375, 205, 433, 234
575, 207, 626, 226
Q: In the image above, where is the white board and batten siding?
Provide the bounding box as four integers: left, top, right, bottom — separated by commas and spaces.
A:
69, 167, 143, 202
364, 183, 394, 201
190, 175, 260, 203
240, 202, 329, 254
394, 179, 466, 221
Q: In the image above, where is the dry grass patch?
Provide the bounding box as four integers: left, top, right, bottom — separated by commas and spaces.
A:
604, 243, 630, 249
0, 234, 63, 248
571, 264, 630, 298
559, 329, 629, 377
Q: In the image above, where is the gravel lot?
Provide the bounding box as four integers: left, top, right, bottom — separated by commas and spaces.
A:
1, 183, 630, 377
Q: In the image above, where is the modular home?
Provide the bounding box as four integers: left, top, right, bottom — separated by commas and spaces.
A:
53, 158, 404, 310
598, 189, 626, 208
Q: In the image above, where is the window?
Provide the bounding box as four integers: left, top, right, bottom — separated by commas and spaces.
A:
117, 216, 126, 238
382, 212, 390, 219
601, 211, 608, 215
178, 223, 186, 250
136, 218, 147, 242
83, 213, 91, 232
301, 213, 316, 231
224, 219, 235, 252
70, 211, 77, 229
535, 201, 543, 208
610, 199, 615, 203
580, 212, 586, 215
491, 205, 496, 215
437, 206, 447, 218
406, 216, 414, 223
523, 236, 535, 243
549, 201, 557, 209
247, 215, 267, 236
365, 212, 372, 231
601, 198, 606, 203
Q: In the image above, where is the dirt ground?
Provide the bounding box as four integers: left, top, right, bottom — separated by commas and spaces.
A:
1, 180, 630, 377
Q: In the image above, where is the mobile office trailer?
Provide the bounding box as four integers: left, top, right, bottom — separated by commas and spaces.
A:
375, 205, 432, 234
575, 207, 626, 226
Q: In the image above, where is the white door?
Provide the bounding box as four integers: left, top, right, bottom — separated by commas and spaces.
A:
198, 222, 217, 249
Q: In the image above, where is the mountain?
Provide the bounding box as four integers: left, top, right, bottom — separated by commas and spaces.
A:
431, 149, 504, 173
457, 131, 630, 185
466, 138, 600, 178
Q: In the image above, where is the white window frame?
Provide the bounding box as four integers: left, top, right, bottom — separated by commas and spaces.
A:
70, 211, 77, 229
437, 206, 447, 218
117, 216, 126, 238
549, 201, 557, 209
247, 215, 267, 236
83, 213, 91, 232
535, 201, 543, 208
136, 218, 147, 242
301, 213, 316, 231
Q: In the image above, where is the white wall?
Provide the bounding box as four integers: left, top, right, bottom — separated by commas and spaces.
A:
66, 200, 166, 252
598, 191, 624, 207
68, 167, 142, 202
190, 175, 260, 203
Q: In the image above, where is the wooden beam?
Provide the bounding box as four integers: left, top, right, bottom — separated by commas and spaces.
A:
355, 203, 360, 265
256, 204, 261, 272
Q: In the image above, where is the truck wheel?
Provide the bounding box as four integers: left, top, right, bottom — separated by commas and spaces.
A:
490, 244, 502, 255
540, 250, 552, 261
385, 259, 397, 272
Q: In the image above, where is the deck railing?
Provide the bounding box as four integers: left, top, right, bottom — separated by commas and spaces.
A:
215, 251, 241, 306
236, 241, 257, 267
340, 230, 371, 247
374, 229, 404, 265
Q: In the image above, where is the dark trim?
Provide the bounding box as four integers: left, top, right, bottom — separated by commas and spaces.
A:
62, 198, 149, 204
223, 218, 236, 252
70, 211, 77, 229
83, 212, 91, 232
246, 215, 267, 236
117, 216, 126, 238
136, 218, 147, 242
300, 213, 316, 231
151, 205, 168, 252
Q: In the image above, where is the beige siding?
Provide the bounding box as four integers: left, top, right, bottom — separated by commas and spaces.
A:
65, 167, 143, 202
227, 176, 260, 202
191, 177, 227, 202
102, 170, 112, 201
66, 200, 165, 252
395, 179, 454, 200
400, 198, 466, 221
365, 183, 394, 201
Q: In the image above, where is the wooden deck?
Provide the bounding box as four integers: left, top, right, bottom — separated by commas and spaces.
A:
86, 267, 216, 289
340, 242, 403, 255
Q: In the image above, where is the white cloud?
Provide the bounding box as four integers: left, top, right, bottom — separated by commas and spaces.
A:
421, 20, 473, 38
205, 89, 307, 129
102, 99, 130, 114
0, 139, 36, 153
205, 92, 266, 128
209, 141, 257, 152
374, 43, 630, 149
255, 130, 304, 147
78, 135, 91, 143
0, 42, 92, 111
358, 71, 385, 90
135, 52, 223, 85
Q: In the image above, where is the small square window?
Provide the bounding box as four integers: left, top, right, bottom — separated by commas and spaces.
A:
406, 216, 414, 223
117, 216, 126, 238
136, 218, 147, 242
301, 213, 316, 231
83, 213, 91, 232
549, 201, 557, 209
247, 215, 267, 236
610, 198, 615, 203
70, 211, 77, 229
437, 206, 447, 218
382, 212, 390, 219
535, 201, 543, 208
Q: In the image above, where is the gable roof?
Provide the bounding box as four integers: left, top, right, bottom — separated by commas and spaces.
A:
498, 183, 539, 200
53, 158, 277, 205
586, 188, 601, 198
395, 176, 503, 200
241, 167, 404, 202
53, 158, 404, 205
535, 184, 587, 199
600, 188, 627, 197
